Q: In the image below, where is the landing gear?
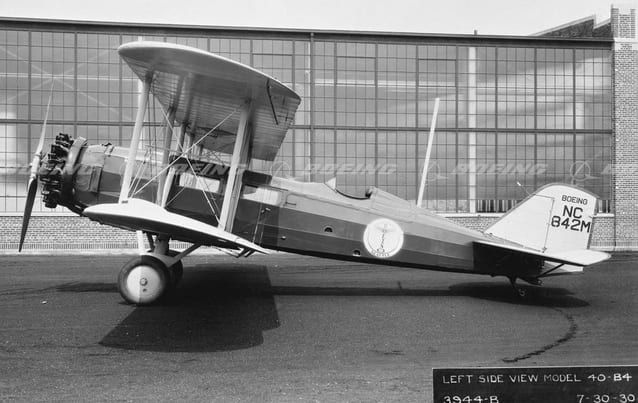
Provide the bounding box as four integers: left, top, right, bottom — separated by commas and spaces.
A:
118, 255, 169, 305
508, 276, 542, 298
508, 276, 527, 298
166, 255, 183, 289
117, 253, 184, 305
117, 237, 200, 305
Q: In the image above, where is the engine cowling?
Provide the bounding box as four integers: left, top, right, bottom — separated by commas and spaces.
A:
39, 133, 88, 213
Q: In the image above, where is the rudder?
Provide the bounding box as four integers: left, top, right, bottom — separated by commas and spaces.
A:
484, 184, 597, 253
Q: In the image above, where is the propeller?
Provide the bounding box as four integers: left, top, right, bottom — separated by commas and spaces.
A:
18, 83, 54, 252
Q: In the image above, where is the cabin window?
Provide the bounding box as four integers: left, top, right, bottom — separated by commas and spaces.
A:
241, 185, 282, 206
178, 173, 221, 193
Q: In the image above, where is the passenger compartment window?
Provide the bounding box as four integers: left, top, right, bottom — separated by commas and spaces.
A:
242, 185, 282, 206
178, 172, 221, 193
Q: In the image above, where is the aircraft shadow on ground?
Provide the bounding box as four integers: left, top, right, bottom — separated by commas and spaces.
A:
56, 265, 588, 352
59, 264, 279, 353
269, 281, 588, 308
447, 282, 589, 308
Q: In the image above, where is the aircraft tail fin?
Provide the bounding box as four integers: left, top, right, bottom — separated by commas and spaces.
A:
484, 184, 598, 254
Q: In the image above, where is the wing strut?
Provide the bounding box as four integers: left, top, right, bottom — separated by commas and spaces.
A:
157, 106, 176, 203
218, 101, 252, 232
160, 121, 188, 207
156, 75, 184, 203
119, 77, 150, 204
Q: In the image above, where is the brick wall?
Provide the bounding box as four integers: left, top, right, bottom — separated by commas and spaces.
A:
612, 5, 636, 38
1, 215, 140, 251
612, 3, 638, 250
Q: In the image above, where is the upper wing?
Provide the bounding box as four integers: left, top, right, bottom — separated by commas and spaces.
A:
83, 198, 268, 254
118, 41, 301, 161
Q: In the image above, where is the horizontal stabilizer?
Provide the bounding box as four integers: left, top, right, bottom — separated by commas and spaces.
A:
475, 239, 610, 267
83, 198, 268, 254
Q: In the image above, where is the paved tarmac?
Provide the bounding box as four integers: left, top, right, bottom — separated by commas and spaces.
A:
0, 252, 636, 402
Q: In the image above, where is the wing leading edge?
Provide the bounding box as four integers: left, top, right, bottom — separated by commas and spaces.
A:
118, 41, 301, 161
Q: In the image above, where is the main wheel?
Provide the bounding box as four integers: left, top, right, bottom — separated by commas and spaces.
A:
118, 255, 169, 305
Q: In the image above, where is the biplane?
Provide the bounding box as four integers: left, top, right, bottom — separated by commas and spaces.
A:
19, 41, 610, 305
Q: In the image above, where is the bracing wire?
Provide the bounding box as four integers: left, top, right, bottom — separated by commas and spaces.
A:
130, 101, 244, 203
182, 156, 221, 222
124, 84, 251, 227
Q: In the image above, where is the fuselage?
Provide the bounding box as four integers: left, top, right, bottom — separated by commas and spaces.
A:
45, 140, 505, 275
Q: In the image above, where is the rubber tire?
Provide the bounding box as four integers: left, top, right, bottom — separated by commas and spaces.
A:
166, 250, 183, 288
168, 262, 184, 287
118, 255, 169, 305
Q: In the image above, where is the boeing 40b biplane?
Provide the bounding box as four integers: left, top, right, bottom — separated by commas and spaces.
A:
19, 41, 609, 305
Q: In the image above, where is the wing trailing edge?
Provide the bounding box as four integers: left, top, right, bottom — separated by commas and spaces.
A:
83, 198, 268, 254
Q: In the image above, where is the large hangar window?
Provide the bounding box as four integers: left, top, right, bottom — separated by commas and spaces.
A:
0, 26, 613, 216
0, 30, 28, 213
321, 42, 612, 213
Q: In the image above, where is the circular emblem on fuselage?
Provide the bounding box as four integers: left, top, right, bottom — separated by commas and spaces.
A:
363, 218, 404, 258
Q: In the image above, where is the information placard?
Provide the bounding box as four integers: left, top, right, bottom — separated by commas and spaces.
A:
433, 366, 636, 403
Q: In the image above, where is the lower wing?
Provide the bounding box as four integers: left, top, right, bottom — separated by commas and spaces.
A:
83, 198, 268, 254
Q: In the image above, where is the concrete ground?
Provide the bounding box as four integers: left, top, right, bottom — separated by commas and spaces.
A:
0, 252, 636, 402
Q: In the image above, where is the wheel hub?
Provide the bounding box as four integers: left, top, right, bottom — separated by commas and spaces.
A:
125, 264, 164, 304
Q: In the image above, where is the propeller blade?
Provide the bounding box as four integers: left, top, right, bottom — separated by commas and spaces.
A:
32, 83, 54, 174
18, 177, 39, 252
18, 80, 54, 252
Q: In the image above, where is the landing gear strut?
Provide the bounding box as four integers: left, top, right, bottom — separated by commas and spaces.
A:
165, 250, 183, 289
508, 276, 527, 298
508, 276, 542, 298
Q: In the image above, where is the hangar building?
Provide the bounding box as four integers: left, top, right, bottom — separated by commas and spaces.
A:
1, 4, 636, 250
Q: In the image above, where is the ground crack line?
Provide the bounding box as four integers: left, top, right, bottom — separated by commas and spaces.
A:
502, 308, 577, 363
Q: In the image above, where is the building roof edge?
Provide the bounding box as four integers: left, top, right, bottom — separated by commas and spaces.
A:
0, 15, 615, 44
532, 15, 598, 36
